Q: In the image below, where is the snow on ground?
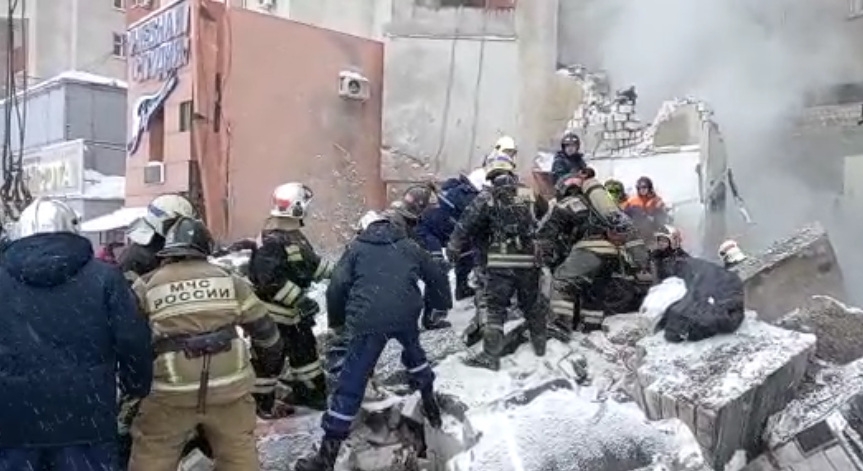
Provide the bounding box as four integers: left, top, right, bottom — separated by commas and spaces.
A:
213, 249, 709, 469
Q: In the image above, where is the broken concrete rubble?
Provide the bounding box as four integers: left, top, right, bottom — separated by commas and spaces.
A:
631, 315, 815, 469
776, 295, 863, 365
733, 222, 846, 323
748, 359, 863, 470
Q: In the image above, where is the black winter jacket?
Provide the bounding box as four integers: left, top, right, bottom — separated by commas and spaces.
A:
118, 236, 164, 278
657, 255, 745, 342
550, 151, 587, 185
326, 221, 451, 335
0, 233, 153, 447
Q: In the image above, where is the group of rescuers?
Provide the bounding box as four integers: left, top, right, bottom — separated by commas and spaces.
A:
0, 131, 751, 471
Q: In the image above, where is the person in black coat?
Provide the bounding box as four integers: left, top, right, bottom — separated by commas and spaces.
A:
416, 174, 481, 302
652, 227, 745, 342
550, 131, 587, 185
0, 199, 153, 471
294, 218, 450, 471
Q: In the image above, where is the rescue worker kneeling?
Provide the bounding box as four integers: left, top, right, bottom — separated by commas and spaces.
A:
295, 212, 449, 471
538, 173, 650, 335
129, 217, 284, 471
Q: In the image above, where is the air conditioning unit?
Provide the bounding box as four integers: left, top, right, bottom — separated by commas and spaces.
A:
135, 0, 153, 8
258, 0, 275, 9
338, 71, 370, 101
143, 161, 165, 185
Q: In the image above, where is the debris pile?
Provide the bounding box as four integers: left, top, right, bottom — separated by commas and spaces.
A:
631, 315, 815, 469
212, 218, 860, 471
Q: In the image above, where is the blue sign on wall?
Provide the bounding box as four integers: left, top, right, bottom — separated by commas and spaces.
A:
127, 0, 190, 83
127, 72, 178, 155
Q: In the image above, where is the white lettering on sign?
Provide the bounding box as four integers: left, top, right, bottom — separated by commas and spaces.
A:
127, 0, 190, 82
147, 277, 236, 313
23, 159, 79, 195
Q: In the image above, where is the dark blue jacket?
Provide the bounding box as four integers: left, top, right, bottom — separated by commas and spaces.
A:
550, 150, 587, 185
0, 233, 153, 447
326, 221, 452, 335
416, 175, 479, 252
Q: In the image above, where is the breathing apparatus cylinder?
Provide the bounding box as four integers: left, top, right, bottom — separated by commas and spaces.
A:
581, 177, 621, 222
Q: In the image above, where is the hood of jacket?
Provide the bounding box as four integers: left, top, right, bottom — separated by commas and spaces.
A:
3, 232, 94, 287
439, 178, 479, 217
357, 220, 406, 245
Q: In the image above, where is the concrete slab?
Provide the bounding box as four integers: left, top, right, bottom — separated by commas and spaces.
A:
633, 316, 815, 469
776, 295, 863, 364
733, 223, 846, 323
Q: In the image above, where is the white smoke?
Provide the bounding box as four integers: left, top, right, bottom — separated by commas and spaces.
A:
564, 0, 863, 300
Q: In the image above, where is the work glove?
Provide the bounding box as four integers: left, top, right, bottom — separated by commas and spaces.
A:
296, 295, 320, 319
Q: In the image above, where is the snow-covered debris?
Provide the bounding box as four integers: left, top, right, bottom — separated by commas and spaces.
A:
776, 295, 863, 364
632, 315, 815, 469
448, 386, 704, 471
733, 222, 846, 323
756, 359, 863, 471
604, 277, 687, 346
765, 357, 863, 449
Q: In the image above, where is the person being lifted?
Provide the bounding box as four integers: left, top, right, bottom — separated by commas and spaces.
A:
128, 217, 284, 471
248, 182, 334, 413
295, 201, 449, 471
446, 152, 549, 371
537, 171, 650, 336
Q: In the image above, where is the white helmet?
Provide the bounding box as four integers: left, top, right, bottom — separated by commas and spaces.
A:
271, 182, 314, 219
494, 136, 517, 154
353, 210, 385, 233
127, 194, 196, 245
718, 239, 747, 266
13, 198, 80, 240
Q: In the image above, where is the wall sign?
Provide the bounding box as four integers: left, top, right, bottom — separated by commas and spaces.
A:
127, 0, 190, 83
21, 140, 85, 197
128, 72, 179, 155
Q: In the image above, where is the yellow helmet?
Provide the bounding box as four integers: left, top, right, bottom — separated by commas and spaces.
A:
494, 136, 517, 153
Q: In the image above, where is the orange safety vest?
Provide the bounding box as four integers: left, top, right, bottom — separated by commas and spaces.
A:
624, 195, 664, 212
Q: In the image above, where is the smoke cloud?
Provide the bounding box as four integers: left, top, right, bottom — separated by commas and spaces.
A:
568, 0, 863, 301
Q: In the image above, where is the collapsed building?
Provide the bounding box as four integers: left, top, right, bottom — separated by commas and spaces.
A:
192, 71, 862, 471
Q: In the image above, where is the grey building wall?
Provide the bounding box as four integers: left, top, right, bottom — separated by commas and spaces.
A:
0, 0, 126, 82
0, 79, 126, 159
0, 78, 127, 192
382, 1, 558, 185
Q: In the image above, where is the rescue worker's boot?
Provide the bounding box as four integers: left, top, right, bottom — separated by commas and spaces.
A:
294, 437, 342, 471
420, 389, 443, 428
462, 315, 484, 347
454, 281, 475, 301
463, 327, 502, 371
529, 324, 547, 357
422, 308, 452, 330
291, 376, 329, 410
526, 300, 549, 357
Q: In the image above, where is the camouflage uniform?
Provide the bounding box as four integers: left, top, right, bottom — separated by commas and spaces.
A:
448, 179, 549, 371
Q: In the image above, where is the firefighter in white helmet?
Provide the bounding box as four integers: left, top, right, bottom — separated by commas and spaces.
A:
120, 194, 197, 281
483, 136, 517, 166
718, 239, 748, 270
246, 182, 333, 414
